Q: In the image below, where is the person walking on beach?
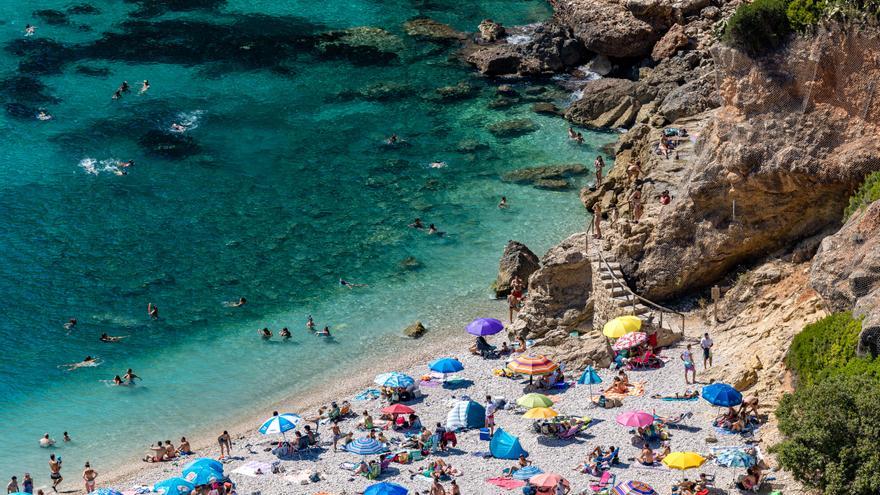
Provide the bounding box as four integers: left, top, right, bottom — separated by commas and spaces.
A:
7, 476, 18, 494
485, 395, 497, 436
681, 344, 696, 385
48, 454, 62, 492
82, 462, 97, 493
700, 332, 714, 369
507, 292, 520, 323
218, 431, 232, 459
594, 156, 605, 184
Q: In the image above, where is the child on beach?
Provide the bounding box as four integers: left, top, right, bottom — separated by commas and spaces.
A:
681, 344, 696, 384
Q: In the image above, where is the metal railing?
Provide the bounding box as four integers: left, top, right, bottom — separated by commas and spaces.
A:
585, 226, 686, 335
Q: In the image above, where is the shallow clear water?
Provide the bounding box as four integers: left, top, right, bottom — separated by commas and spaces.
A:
0, 0, 612, 479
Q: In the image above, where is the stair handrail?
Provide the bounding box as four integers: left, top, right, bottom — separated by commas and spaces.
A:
586, 231, 686, 335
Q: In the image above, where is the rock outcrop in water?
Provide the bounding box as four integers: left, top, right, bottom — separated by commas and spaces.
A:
403, 18, 467, 42
463, 23, 586, 77
502, 164, 587, 190
495, 241, 540, 297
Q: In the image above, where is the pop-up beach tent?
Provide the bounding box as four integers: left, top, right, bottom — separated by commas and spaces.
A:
490, 427, 528, 460
446, 399, 486, 431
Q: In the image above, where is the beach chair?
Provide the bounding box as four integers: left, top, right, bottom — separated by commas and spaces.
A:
363, 462, 382, 480
654, 412, 693, 429
589, 471, 615, 494
596, 448, 620, 468
558, 423, 585, 440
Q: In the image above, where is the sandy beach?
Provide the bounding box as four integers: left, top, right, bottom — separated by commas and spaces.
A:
88, 307, 779, 495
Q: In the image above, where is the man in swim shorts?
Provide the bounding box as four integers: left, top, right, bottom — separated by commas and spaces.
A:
49, 454, 62, 492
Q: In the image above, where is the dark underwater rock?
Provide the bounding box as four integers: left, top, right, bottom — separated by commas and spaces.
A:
33, 10, 69, 25
138, 130, 201, 158
67, 4, 101, 15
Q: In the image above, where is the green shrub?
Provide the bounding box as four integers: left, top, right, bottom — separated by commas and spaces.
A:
775, 375, 880, 495
786, 312, 863, 385
844, 171, 880, 220
787, 0, 828, 29
724, 0, 794, 54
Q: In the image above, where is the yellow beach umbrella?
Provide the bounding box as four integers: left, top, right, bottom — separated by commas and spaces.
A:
517, 393, 554, 409
602, 315, 642, 338
662, 452, 706, 470
523, 407, 559, 419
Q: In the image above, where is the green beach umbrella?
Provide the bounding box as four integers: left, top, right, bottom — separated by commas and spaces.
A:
517, 393, 554, 409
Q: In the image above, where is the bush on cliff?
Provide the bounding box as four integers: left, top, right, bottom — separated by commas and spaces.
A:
724, 0, 793, 54
775, 375, 880, 495
787, 0, 828, 29
844, 170, 880, 220
785, 312, 863, 385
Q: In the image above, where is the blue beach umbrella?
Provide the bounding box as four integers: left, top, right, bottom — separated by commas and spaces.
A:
374, 372, 415, 388
364, 482, 408, 495
715, 449, 756, 468
182, 458, 223, 474
346, 437, 386, 456
578, 366, 603, 402
429, 357, 464, 374
701, 383, 743, 407
92, 489, 124, 495
466, 317, 504, 336
182, 465, 223, 485
512, 466, 544, 480
153, 477, 196, 495
259, 413, 302, 436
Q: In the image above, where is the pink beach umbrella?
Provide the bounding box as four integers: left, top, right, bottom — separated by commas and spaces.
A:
612, 331, 647, 351
615, 411, 654, 428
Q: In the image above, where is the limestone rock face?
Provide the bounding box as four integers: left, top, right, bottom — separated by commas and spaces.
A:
495, 241, 541, 297
530, 331, 613, 370
464, 23, 586, 77
509, 233, 593, 342
810, 199, 880, 357
552, 0, 666, 58
403, 321, 427, 338
658, 74, 719, 122
651, 23, 689, 61
565, 78, 656, 129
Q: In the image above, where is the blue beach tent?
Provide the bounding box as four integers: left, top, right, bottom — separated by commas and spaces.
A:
445, 399, 486, 431
490, 427, 528, 460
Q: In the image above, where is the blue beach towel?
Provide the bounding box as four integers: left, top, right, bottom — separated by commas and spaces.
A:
355, 389, 381, 401
661, 396, 699, 402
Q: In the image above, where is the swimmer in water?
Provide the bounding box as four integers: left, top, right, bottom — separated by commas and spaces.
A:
170, 123, 187, 133
280, 327, 291, 339
112, 89, 122, 100
339, 278, 367, 289
120, 81, 130, 93
113, 375, 124, 385
429, 161, 447, 169
99, 333, 126, 343
259, 327, 272, 339
140, 80, 150, 94
118, 160, 134, 168
317, 326, 331, 337
576, 132, 585, 144
25, 24, 35, 36
427, 224, 445, 237
410, 218, 424, 229
386, 134, 399, 145
62, 356, 97, 370
499, 196, 508, 209
148, 303, 159, 319
306, 315, 315, 331
37, 110, 52, 121
64, 318, 77, 331
113, 168, 127, 176
568, 127, 577, 140
231, 297, 247, 307
123, 368, 139, 384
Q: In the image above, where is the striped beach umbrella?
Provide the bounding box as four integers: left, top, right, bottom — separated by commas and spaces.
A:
374, 372, 415, 388
507, 354, 558, 376
662, 452, 706, 470
153, 477, 196, 495
346, 437, 386, 456
182, 458, 223, 474
612, 331, 647, 351
613, 480, 657, 495
603, 316, 642, 338
615, 411, 654, 428
522, 407, 558, 419
259, 413, 302, 435
466, 317, 504, 336
512, 466, 543, 480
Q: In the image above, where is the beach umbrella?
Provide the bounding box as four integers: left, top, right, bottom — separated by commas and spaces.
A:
428, 357, 464, 374
381, 404, 415, 415
612, 332, 647, 351
508, 354, 558, 376
466, 317, 504, 336
715, 449, 756, 468
701, 383, 743, 407
512, 466, 543, 480
529, 473, 570, 490
522, 407, 558, 419
603, 316, 642, 338
374, 372, 415, 388
577, 366, 603, 402
91, 490, 124, 495
346, 437, 386, 456
182, 465, 223, 485
364, 482, 408, 495
517, 393, 554, 409
662, 452, 706, 470
258, 413, 302, 436
616, 410, 654, 428
182, 458, 224, 474
153, 477, 196, 495
613, 480, 657, 495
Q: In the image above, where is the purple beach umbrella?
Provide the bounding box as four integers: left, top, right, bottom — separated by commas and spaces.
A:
466, 318, 504, 336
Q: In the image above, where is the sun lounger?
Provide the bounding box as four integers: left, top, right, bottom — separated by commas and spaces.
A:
589, 471, 615, 494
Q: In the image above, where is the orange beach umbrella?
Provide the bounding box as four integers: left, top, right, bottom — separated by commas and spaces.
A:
507, 354, 558, 376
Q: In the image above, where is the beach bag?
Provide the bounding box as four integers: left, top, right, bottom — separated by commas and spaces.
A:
597, 395, 606, 408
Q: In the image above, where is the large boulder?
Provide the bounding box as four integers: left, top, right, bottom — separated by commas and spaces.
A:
403, 18, 467, 42
658, 74, 720, 122
487, 118, 538, 137
565, 78, 656, 129
552, 0, 670, 58
810, 199, 880, 357
509, 233, 593, 341
403, 321, 428, 338
651, 23, 689, 61
463, 22, 586, 77
495, 241, 541, 297
502, 164, 588, 189
478, 19, 507, 42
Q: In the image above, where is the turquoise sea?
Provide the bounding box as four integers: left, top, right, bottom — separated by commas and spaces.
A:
0, 0, 613, 481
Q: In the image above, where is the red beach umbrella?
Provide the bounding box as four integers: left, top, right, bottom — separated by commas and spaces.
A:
381, 404, 415, 415
530, 473, 570, 489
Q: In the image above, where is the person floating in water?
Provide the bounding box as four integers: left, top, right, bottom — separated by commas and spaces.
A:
170, 123, 187, 133
339, 278, 367, 288
280, 327, 291, 339
386, 134, 399, 145
568, 127, 577, 140
37, 110, 52, 121
409, 218, 424, 229
140, 80, 150, 94
576, 132, 585, 144
120, 81, 130, 93
113, 375, 124, 385
498, 196, 508, 209
306, 315, 315, 331
62, 356, 98, 370
231, 297, 247, 307
147, 303, 159, 320
99, 333, 126, 343
427, 224, 445, 237
123, 368, 139, 384
24, 24, 35, 36
317, 326, 331, 337
117, 160, 134, 168
112, 89, 123, 100
64, 318, 77, 331
259, 327, 272, 339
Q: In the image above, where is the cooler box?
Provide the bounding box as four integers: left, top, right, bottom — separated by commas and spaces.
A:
479, 428, 491, 441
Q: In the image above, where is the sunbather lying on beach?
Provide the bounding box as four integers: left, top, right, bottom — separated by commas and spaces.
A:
605, 377, 628, 394
651, 390, 698, 400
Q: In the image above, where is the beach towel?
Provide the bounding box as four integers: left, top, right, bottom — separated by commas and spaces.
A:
486, 478, 526, 490
232, 461, 274, 477
419, 380, 441, 388
714, 423, 760, 436
604, 382, 645, 399
355, 389, 381, 401
659, 395, 699, 402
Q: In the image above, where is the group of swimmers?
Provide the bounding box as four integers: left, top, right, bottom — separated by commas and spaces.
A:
567, 127, 586, 144
111, 80, 150, 100
258, 315, 331, 340
409, 218, 445, 236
